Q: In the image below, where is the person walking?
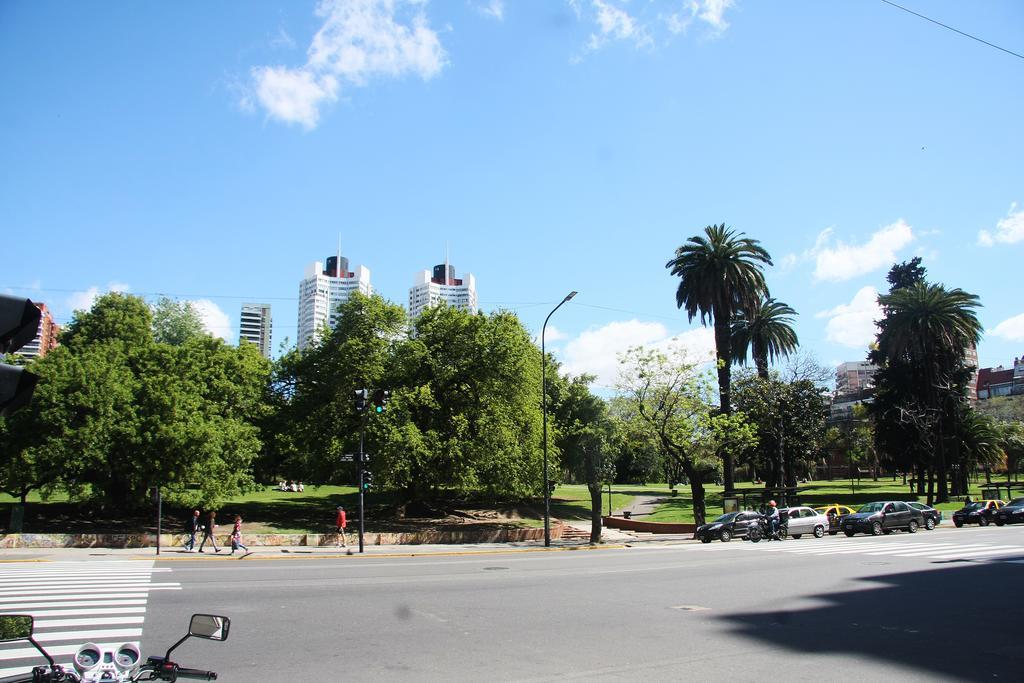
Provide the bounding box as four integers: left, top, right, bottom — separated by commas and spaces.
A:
198, 510, 220, 553
185, 510, 201, 552
335, 506, 348, 548
230, 515, 249, 555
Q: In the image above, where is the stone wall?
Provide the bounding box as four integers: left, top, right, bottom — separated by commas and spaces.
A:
0, 524, 561, 549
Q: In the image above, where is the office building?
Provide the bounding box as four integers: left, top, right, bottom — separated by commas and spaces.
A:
835, 361, 877, 397
14, 302, 59, 360
297, 254, 372, 350
239, 303, 272, 358
408, 262, 478, 319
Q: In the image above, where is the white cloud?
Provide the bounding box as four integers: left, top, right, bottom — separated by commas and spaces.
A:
189, 300, 232, 342
246, 0, 447, 129
665, 0, 736, 36
695, 0, 734, 33
539, 324, 568, 343
585, 0, 651, 53
991, 313, 1024, 342
270, 27, 297, 50
812, 220, 915, 282
559, 319, 714, 387
978, 202, 1024, 247
816, 286, 882, 350
66, 282, 131, 314
475, 0, 504, 21
250, 67, 338, 129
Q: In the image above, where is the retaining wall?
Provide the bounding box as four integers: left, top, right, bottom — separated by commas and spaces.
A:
0, 524, 561, 549
602, 516, 696, 534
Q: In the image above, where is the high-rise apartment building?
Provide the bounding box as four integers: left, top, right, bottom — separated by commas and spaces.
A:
14, 302, 59, 360
408, 262, 478, 319
239, 303, 272, 358
835, 360, 877, 397
297, 254, 372, 350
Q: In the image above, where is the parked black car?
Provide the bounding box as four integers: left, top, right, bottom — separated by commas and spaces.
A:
994, 497, 1024, 526
952, 500, 1004, 527
696, 511, 760, 543
907, 502, 942, 530
841, 501, 924, 536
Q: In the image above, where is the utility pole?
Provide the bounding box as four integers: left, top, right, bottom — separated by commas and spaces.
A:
358, 412, 366, 554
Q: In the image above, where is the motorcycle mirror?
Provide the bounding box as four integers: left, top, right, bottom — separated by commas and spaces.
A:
0, 615, 33, 642
189, 614, 230, 642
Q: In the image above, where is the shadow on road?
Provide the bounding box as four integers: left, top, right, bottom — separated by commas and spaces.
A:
718, 556, 1024, 680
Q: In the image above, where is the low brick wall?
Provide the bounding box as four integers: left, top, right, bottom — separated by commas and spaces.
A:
602, 516, 696, 535
0, 524, 561, 549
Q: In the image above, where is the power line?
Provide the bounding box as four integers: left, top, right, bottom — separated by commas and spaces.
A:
878, 0, 1024, 61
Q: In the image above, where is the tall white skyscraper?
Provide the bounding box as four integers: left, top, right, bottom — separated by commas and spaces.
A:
298, 254, 372, 350
239, 303, 272, 358
408, 262, 478, 319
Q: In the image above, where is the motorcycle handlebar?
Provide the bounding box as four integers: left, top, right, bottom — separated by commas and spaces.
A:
171, 668, 217, 681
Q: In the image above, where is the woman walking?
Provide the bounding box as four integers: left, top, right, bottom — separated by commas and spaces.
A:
230, 515, 249, 555
198, 510, 220, 553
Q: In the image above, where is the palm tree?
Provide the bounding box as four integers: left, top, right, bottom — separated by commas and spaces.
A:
731, 298, 799, 379
666, 224, 772, 490
875, 282, 983, 502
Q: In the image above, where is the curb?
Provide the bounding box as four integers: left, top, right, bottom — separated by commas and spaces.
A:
126, 544, 630, 561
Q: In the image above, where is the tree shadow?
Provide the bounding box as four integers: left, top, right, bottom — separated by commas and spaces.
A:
717, 556, 1024, 679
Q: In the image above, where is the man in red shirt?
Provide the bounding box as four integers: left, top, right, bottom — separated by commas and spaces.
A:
335, 506, 348, 548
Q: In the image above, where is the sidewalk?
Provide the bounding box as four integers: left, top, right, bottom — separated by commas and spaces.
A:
0, 537, 651, 563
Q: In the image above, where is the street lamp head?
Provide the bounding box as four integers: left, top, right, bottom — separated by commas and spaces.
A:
564, 291, 578, 303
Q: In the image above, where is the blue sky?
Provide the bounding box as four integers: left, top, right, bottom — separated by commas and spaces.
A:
3, 0, 1023, 389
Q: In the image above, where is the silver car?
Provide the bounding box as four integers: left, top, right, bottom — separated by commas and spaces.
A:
781, 506, 829, 539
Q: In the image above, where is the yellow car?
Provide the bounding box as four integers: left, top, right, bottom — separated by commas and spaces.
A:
814, 505, 857, 535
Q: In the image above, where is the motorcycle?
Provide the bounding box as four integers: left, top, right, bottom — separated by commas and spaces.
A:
747, 514, 788, 543
0, 613, 230, 683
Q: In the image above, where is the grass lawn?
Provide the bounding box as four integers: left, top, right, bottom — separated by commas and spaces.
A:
645, 478, 1011, 524
0, 484, 647, 535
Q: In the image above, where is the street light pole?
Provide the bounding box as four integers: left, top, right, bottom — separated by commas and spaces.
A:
542, 290, 577, 547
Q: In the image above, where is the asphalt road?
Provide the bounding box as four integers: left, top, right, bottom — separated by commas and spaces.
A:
132, 525, 1024, 682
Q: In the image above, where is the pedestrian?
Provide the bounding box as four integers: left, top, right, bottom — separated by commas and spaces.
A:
185, 509, 201, 552
198, 510, 221, 553
230, 515, 249, 555
335, 505, 348, 548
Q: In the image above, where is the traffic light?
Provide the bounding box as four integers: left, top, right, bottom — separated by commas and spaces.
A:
371, 388, 390, 414
0, 295, 41, 417
361, 469, 373, 491
353, 388, 369, 413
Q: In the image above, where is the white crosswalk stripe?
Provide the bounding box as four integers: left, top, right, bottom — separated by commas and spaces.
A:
689, 536, 1024, 561
0, 561, 180, 679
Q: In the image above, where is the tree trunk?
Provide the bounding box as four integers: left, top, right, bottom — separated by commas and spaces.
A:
753, 340, 769, 380
915, 464, 925, 496
683, 461, 707, 526
713, 314, 734, 492
588, 483, 603, 544
926, 466, 934, 506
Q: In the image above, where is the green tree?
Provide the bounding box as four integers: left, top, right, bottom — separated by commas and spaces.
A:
731, 298, 799, 379
152, 297, 207, 345
873, 281, 982, 503
606, 396, 662, 484
268, 292, 408, 484
3, 293, 269, 511
665, 224, 772, 490
732, 372, 829, 489
373, 306, 543, 503
549, 373, 615, 542
618, 345, 757, 525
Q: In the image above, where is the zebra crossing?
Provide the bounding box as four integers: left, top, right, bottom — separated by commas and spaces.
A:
0, 560, 180, 679
690, 536, 1024, 562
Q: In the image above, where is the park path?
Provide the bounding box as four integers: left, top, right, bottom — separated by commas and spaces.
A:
614, 494, 670, 519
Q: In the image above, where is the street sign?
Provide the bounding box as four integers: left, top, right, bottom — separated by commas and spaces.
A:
340, 454, 354, 462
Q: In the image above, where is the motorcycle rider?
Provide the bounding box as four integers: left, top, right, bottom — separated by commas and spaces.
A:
766, 500, 781, 540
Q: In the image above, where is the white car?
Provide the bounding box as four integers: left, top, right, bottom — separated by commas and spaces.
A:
781, 506, 829, 539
